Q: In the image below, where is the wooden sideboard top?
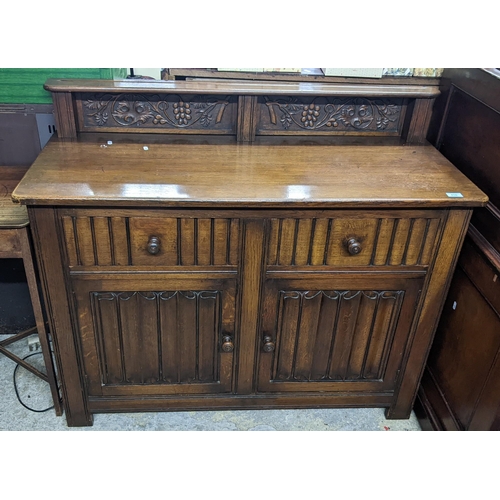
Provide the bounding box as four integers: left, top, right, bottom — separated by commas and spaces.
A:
44, 78, 440, 98
13, 136, 487, 208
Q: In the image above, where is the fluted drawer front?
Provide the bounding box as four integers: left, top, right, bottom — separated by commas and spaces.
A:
267, 211, 445, 267
61, 214, 240, 267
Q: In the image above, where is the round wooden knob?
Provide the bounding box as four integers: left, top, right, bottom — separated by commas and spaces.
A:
147, 236, 161, 255
263, 336, 275, 352
221, 336, 234, 352
346, 237, 362, 255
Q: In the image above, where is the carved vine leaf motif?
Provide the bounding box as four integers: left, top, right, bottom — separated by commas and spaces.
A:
84, 96, 113, 125
280, 114, 293, 129
84, 94, 230, 128
264, 97, 401, 131
84, 99, 106, 110
373, 101, 400, 130
200, 113, 212, 126
94, 112, 108, 125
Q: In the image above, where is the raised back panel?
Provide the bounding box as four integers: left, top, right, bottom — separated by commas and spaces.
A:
44, 79, 440, 143
256, 96, 406, 136
75, 93, 238, 135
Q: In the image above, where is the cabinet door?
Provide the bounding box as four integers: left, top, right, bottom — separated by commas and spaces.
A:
71, 274, 237, 397
257, 274, 423, 394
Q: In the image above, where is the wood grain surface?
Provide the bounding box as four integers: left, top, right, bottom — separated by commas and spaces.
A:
44, 78, 441, 98
13, 138, 487, 208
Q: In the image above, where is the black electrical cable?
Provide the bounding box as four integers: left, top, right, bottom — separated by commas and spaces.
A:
13, 351, 55, 413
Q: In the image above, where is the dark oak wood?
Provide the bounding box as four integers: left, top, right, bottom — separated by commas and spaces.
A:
12, 139, 487, 208
237, 95, 258, 142
14, 79, 486, 426
418, 236, 500, 430
51, 92, 77, 140
43, 79, 439, 143
0, 167, 61, 414
404, 98, 435, 145
45, 78, 441, 97
417, 68, 500, 431
28, 207, 90, 425
438, 86, 500, 207
386, 209, 471, 419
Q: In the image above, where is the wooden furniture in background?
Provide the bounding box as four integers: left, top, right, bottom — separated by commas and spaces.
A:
163, 68, 441, 87
415, 68, 500, 431
12, 79, 487, 427
0, 166, 61, 415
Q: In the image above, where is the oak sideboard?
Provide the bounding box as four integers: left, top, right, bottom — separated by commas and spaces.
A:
12, 78, 487, 426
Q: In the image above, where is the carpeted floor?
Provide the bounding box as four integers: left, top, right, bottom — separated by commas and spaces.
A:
0, 334, 421, 431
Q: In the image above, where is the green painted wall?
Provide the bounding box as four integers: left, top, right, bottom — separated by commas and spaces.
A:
0, 68, 128, 104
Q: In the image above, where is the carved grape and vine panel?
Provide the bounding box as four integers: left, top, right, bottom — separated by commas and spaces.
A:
257, 96, 404, 134
77, 93, 237, 133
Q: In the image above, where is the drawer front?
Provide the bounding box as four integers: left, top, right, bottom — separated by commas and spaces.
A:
60, 209, 445, 269
61, 213, 240, 267
267, 210, 446, 267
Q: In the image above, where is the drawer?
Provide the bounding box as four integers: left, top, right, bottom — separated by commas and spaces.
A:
267, 210, 446, 267
61, 212, 240, 267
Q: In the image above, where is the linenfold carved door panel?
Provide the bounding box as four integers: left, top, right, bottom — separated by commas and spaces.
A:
257, 275, 423, 393
71, 275, 237, 397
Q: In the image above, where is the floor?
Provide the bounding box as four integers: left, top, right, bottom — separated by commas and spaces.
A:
0, 334, 421, 431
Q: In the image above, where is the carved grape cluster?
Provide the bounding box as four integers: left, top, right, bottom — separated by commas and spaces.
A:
173, 101, 192, 125
301, 103, 320, 127
153, 114, 167, 125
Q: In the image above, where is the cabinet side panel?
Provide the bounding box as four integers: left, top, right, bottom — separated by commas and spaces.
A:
29, 207, 92, 426
387, 209, 472, 419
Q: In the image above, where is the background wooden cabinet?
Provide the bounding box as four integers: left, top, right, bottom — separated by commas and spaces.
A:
416, 68, 500, 431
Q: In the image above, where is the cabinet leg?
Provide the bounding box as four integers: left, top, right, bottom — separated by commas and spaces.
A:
385, 405, 412, 420
65, 411, 94, 427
